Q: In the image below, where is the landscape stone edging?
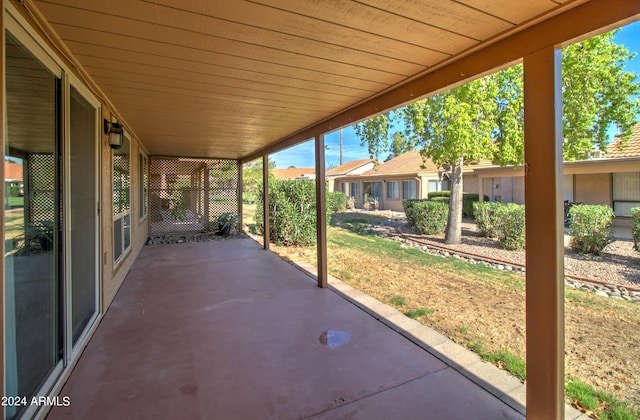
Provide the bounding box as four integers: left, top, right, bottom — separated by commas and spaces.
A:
366, 222, 640, 304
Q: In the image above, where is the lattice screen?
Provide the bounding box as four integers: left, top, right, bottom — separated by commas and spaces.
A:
27, 153, 56, 226
149, 157, 238, 234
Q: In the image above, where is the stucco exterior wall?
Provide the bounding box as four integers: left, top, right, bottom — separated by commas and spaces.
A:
463, 174, 479, 194
513, 176, 525, 204
574, 173, 612, 206
101, 110, 149, 311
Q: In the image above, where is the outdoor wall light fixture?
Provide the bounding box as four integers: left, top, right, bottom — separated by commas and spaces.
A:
104, 119, 124, 150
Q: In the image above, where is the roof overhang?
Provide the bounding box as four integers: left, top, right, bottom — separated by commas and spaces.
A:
473, 156, 640, 177
21, 0, 640, 161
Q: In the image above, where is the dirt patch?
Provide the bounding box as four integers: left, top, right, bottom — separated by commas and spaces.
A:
265, 212, 640, 409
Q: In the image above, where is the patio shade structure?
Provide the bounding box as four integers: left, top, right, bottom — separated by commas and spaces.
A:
2, 0, 640, 419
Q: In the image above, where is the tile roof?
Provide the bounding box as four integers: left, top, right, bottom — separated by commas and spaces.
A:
326, 158, 374, 176
4, 162, 23, 181
362, 150, 440, 176
606, 123, 640, 158
272, 168, 315, 180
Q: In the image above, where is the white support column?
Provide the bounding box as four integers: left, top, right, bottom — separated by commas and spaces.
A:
314, 135, 327, 288
524, 47, 565, 419
262, 155, 270, 251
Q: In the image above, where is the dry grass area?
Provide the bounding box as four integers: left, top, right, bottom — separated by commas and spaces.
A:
251, 209, 640, 411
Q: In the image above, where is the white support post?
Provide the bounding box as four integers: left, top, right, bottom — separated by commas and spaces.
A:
524, 46, 565, 419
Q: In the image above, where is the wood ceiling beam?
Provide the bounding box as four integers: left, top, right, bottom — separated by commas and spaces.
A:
241, 0, 640, 163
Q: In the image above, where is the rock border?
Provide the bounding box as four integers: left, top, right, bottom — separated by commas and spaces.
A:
365, 222, 640, 304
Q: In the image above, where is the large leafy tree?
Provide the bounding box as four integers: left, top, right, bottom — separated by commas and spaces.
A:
562, 31, 639, 160
354, 30, 639, 244
400, 78, 498, 244
353, 112, 392, 159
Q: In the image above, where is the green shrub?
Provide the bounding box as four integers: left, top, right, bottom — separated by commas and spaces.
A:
631, 207, 640, 252
255, 180, 340, 246
255, 179, 317, 246
9, 185, 20, 197
473, 201, 502, 238
212, 212, 239, 236
427, 191, 450, 199
430, 196, 449, 204
463, 193, 489, 218
327, 191, 347, 214
427, 191, 489, 217
405, 200, 448, 235
493, 203, 525, 250
568, 204, 615, 255
403, 199, 430, 225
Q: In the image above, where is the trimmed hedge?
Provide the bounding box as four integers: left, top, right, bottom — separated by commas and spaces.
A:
403, 199, 430, 222
430, 196, 450, 204
462, 194, 489, 219
426, 190, 489, 217
255, 179, 338, 246
404, 200, 448, 235
427, 191, 450, 199
632, 207, 640, 252
568, 204, 615, 255
473, 201, 502, 238
473, 202, 525, 250
493, 203, 525, 250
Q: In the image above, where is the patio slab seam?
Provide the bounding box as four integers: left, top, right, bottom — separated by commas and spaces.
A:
288, 259, 585, 419
299, 366, 455, 419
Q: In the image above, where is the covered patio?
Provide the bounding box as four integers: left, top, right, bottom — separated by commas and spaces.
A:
2, 1, 640, 419
47, 237, 534, 419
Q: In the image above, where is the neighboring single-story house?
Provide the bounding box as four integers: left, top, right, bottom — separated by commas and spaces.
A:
334, 150, 491, 212
4, 161, 23, 198
326, 158, 375, 193
272, 167, 315, 180
334, 124, 640, 219
474, 124, 640, 223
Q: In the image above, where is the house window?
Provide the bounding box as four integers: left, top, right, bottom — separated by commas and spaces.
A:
387, 181, 399, 199
403, 180, 417, 199
113, 136, 131, 264
372, 182, 383, 200
429, 179, 449, 192
341, 182, 347, 194
428, 180, 439, 192
363, 181, 372, 199
139, 153, 148, 220
612, 172, 640, 217
350, 182, 360, 198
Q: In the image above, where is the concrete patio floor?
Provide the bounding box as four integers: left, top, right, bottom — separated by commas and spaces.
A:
46, 238, 583, 419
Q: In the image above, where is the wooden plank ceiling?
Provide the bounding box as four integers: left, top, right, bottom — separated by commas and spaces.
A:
32, 0, 581, 159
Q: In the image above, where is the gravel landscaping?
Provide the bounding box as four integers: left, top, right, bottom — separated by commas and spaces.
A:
357, 210, 640, 289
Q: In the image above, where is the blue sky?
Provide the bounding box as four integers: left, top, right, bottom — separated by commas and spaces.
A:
272, 21, 640, 169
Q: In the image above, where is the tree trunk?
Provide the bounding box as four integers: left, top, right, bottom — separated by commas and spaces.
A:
445, 156, 464, 244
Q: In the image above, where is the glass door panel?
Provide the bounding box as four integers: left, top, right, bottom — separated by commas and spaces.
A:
5, 32, 62, 420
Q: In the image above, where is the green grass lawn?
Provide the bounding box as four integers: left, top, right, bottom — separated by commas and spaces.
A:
244, 204, 640, 418
5, 196, 23, 208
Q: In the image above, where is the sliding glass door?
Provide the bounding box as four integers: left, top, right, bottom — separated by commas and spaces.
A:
4, 31, 62, 420
4, 21, 101, 419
